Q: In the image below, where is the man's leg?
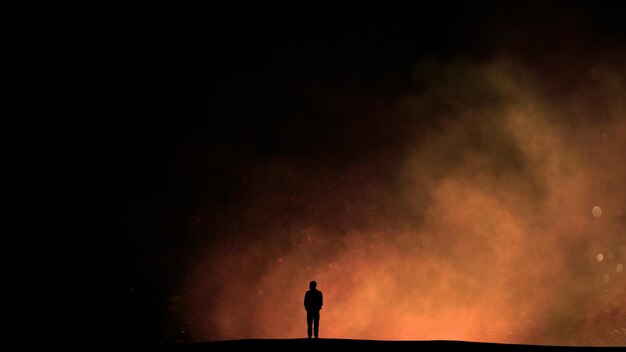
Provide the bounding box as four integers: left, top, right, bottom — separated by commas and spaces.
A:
306, 311, 313, 338
313, 311, 320, 338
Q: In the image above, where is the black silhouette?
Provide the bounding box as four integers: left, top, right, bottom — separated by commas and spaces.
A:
304, 280, 323, 339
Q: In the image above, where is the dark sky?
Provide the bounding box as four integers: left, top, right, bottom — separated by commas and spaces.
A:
6, 2, 624, 344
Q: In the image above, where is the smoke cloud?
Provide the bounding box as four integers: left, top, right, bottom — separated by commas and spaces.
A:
173, 48, 625, 345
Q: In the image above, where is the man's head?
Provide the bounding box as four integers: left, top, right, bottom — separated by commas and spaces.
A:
309, 281, 317, 290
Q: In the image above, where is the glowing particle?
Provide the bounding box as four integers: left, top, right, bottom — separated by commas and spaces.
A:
617, 264, 624, 273
596, 253, 604, 262
602, 273, 610, 283
592, 206, 602, 218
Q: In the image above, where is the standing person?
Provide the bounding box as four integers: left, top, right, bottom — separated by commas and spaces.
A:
304, 280, 323, 339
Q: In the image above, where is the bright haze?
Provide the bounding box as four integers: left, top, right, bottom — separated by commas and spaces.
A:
125, 3, 626, 346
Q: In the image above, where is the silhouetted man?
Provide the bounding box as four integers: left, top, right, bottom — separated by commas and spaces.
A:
304, 280, 323, 339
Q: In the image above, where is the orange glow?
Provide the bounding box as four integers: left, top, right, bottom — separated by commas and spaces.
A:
177, 57, 626, 346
